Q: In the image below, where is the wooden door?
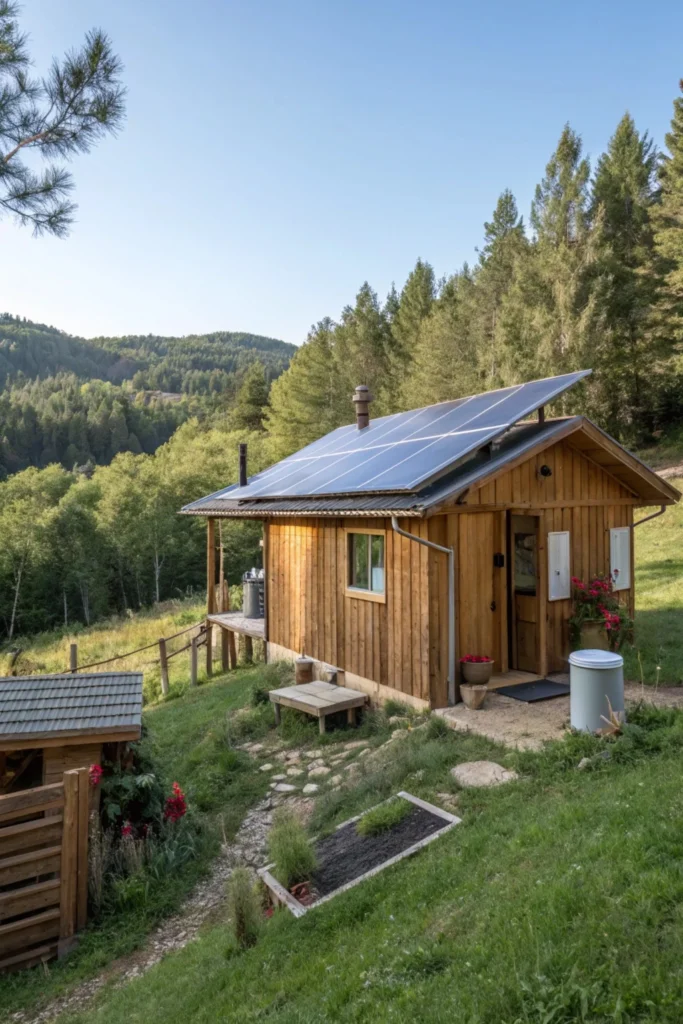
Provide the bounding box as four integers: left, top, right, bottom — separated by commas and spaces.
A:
457, 512, 507, 673
509, 514, 539, 673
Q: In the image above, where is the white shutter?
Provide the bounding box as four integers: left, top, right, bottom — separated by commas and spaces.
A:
548, 531, 570, 601
610, 527, 631, 591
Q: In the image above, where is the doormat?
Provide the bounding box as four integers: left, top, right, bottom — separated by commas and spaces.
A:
496, 680, 570, 702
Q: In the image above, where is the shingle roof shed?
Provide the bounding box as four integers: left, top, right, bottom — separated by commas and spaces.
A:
0, 672, 143, 745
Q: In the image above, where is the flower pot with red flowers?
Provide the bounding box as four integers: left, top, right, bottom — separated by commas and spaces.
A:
568, 574, 633, 652
460, 655, 493, 708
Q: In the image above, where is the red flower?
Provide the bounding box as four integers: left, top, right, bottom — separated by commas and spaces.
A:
164, 782, 187, 823
121, 821, 133, 837
89, 764, 103, 788
460, 654, 493, 663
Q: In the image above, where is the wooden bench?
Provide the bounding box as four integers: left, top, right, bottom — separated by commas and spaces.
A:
269, 682, 368, 734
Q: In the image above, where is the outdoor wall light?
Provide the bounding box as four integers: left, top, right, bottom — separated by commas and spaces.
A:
539, 464, 553, 477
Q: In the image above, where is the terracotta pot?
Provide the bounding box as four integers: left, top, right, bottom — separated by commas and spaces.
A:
460, 683, 489, 710
579, 621, 609, 651
461, 660, 494, 685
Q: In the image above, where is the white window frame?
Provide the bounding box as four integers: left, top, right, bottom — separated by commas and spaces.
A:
547, 531, 571, 601
610, 527, 631, 591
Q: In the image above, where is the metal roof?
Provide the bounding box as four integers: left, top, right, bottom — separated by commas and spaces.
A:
0, 672, 143, 742
181, 419, 580, 517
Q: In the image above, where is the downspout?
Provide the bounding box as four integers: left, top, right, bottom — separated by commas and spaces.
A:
633, 505, 666, 529
391, 517, 457, 706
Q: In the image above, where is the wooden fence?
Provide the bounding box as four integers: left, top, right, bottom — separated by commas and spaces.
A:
0, 768, 90, 972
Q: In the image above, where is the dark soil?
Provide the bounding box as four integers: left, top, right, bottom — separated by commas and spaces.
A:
311, 803, 447, 897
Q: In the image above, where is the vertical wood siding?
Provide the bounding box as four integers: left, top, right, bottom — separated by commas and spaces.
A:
266, 516, 430, 700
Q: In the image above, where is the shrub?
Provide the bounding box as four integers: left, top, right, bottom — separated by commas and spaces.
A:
226, 867, 262, 949
356, 797, 411, 837
268, 808, 317, 888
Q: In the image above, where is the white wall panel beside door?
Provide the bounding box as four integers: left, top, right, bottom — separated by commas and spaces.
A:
548, 531, 570, 601
610, 527, 631, 591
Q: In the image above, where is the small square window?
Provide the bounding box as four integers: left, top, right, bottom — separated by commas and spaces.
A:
347, 532, 385, 598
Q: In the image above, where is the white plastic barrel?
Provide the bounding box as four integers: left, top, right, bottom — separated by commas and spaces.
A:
569, 649, 625, 733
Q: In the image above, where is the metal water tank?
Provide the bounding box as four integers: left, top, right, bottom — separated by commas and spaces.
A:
242, 570, 264, 619
569, 649, 625, 732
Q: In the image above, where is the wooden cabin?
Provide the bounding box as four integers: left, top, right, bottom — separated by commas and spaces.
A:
0, 672, 143, 796
182, 372, 679, 710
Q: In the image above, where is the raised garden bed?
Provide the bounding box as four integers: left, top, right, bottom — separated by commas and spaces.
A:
258, 792, 460, 917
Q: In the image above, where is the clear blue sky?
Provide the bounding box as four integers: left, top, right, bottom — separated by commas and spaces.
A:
4, 0, 683, 346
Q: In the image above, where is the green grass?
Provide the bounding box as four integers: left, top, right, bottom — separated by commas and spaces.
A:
355, 796, 412, 836
623, 478, 683, 684
53, 707, 683, 1024
635, 426, 683, 471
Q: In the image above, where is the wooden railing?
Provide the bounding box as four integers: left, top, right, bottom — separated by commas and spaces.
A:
0, 768, 89, 972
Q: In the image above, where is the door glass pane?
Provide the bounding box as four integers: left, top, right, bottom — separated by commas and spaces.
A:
370, 535, 385, 593
514, 532, 536, 595
350, 534, 369, 589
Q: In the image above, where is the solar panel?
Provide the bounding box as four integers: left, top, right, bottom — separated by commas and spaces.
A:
221, 370, 591, 499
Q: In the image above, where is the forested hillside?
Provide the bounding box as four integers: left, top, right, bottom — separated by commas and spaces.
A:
0, 316, 294, 475
2, 84, 683, 643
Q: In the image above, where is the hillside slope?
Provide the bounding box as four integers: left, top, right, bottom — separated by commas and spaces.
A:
0, 315, 295, 390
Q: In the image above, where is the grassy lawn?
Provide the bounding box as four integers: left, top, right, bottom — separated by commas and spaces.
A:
1, 598, 207, 702
54, 706, 683, 1024
622, 478, 683, 685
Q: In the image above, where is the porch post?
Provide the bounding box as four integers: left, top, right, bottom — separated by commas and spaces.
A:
206, 519, 216, 615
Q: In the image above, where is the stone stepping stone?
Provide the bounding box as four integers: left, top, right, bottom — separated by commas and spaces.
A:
271, 783, 297, 793
286, 767, 304, 777
328, 774, 342, 786
304, 749, 323, 759
343, 740, 369, 751
270, 773, 287, 781
308, 765, 331, 778
302, 783, 319, 795
259, 763, 274, 772
451, 761, 518, 788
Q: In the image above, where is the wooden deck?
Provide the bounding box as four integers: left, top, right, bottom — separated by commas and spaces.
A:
207, 612, 265, 639
269, 681, 368, 734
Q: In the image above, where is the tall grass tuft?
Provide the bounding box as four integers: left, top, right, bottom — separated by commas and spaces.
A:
226, 868, 262, 949
268, 808, 317, 888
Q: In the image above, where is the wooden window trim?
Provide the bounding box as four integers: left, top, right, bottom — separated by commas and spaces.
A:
343, 527, 387, 605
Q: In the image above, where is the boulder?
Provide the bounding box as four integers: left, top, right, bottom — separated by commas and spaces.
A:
451, 761, 518, 788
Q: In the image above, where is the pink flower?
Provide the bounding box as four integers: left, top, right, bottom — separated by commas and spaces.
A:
121, 821, 133, 837
89, 764, 103, 788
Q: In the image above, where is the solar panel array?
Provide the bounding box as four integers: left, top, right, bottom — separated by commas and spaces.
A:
221, 370, 591, 499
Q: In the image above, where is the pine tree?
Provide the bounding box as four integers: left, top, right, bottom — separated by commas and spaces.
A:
0, 2, 125, 236
265, 319, 346, 459
402, 269, 481, 407
230, 362, 270, 431
652, 80, 683, 344
590, 113, 660, 437
473, 191, 527, 385
497, 126, 602, 396
383, 260, 435, 409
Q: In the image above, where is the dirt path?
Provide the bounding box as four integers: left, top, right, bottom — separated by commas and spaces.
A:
12, 799, 276, 1024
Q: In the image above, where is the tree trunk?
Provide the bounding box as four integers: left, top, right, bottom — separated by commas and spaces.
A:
63, 588, 68, 627
8, 557, 24, 641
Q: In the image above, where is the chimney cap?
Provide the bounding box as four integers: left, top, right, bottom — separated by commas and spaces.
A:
352, 384, 373, 429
